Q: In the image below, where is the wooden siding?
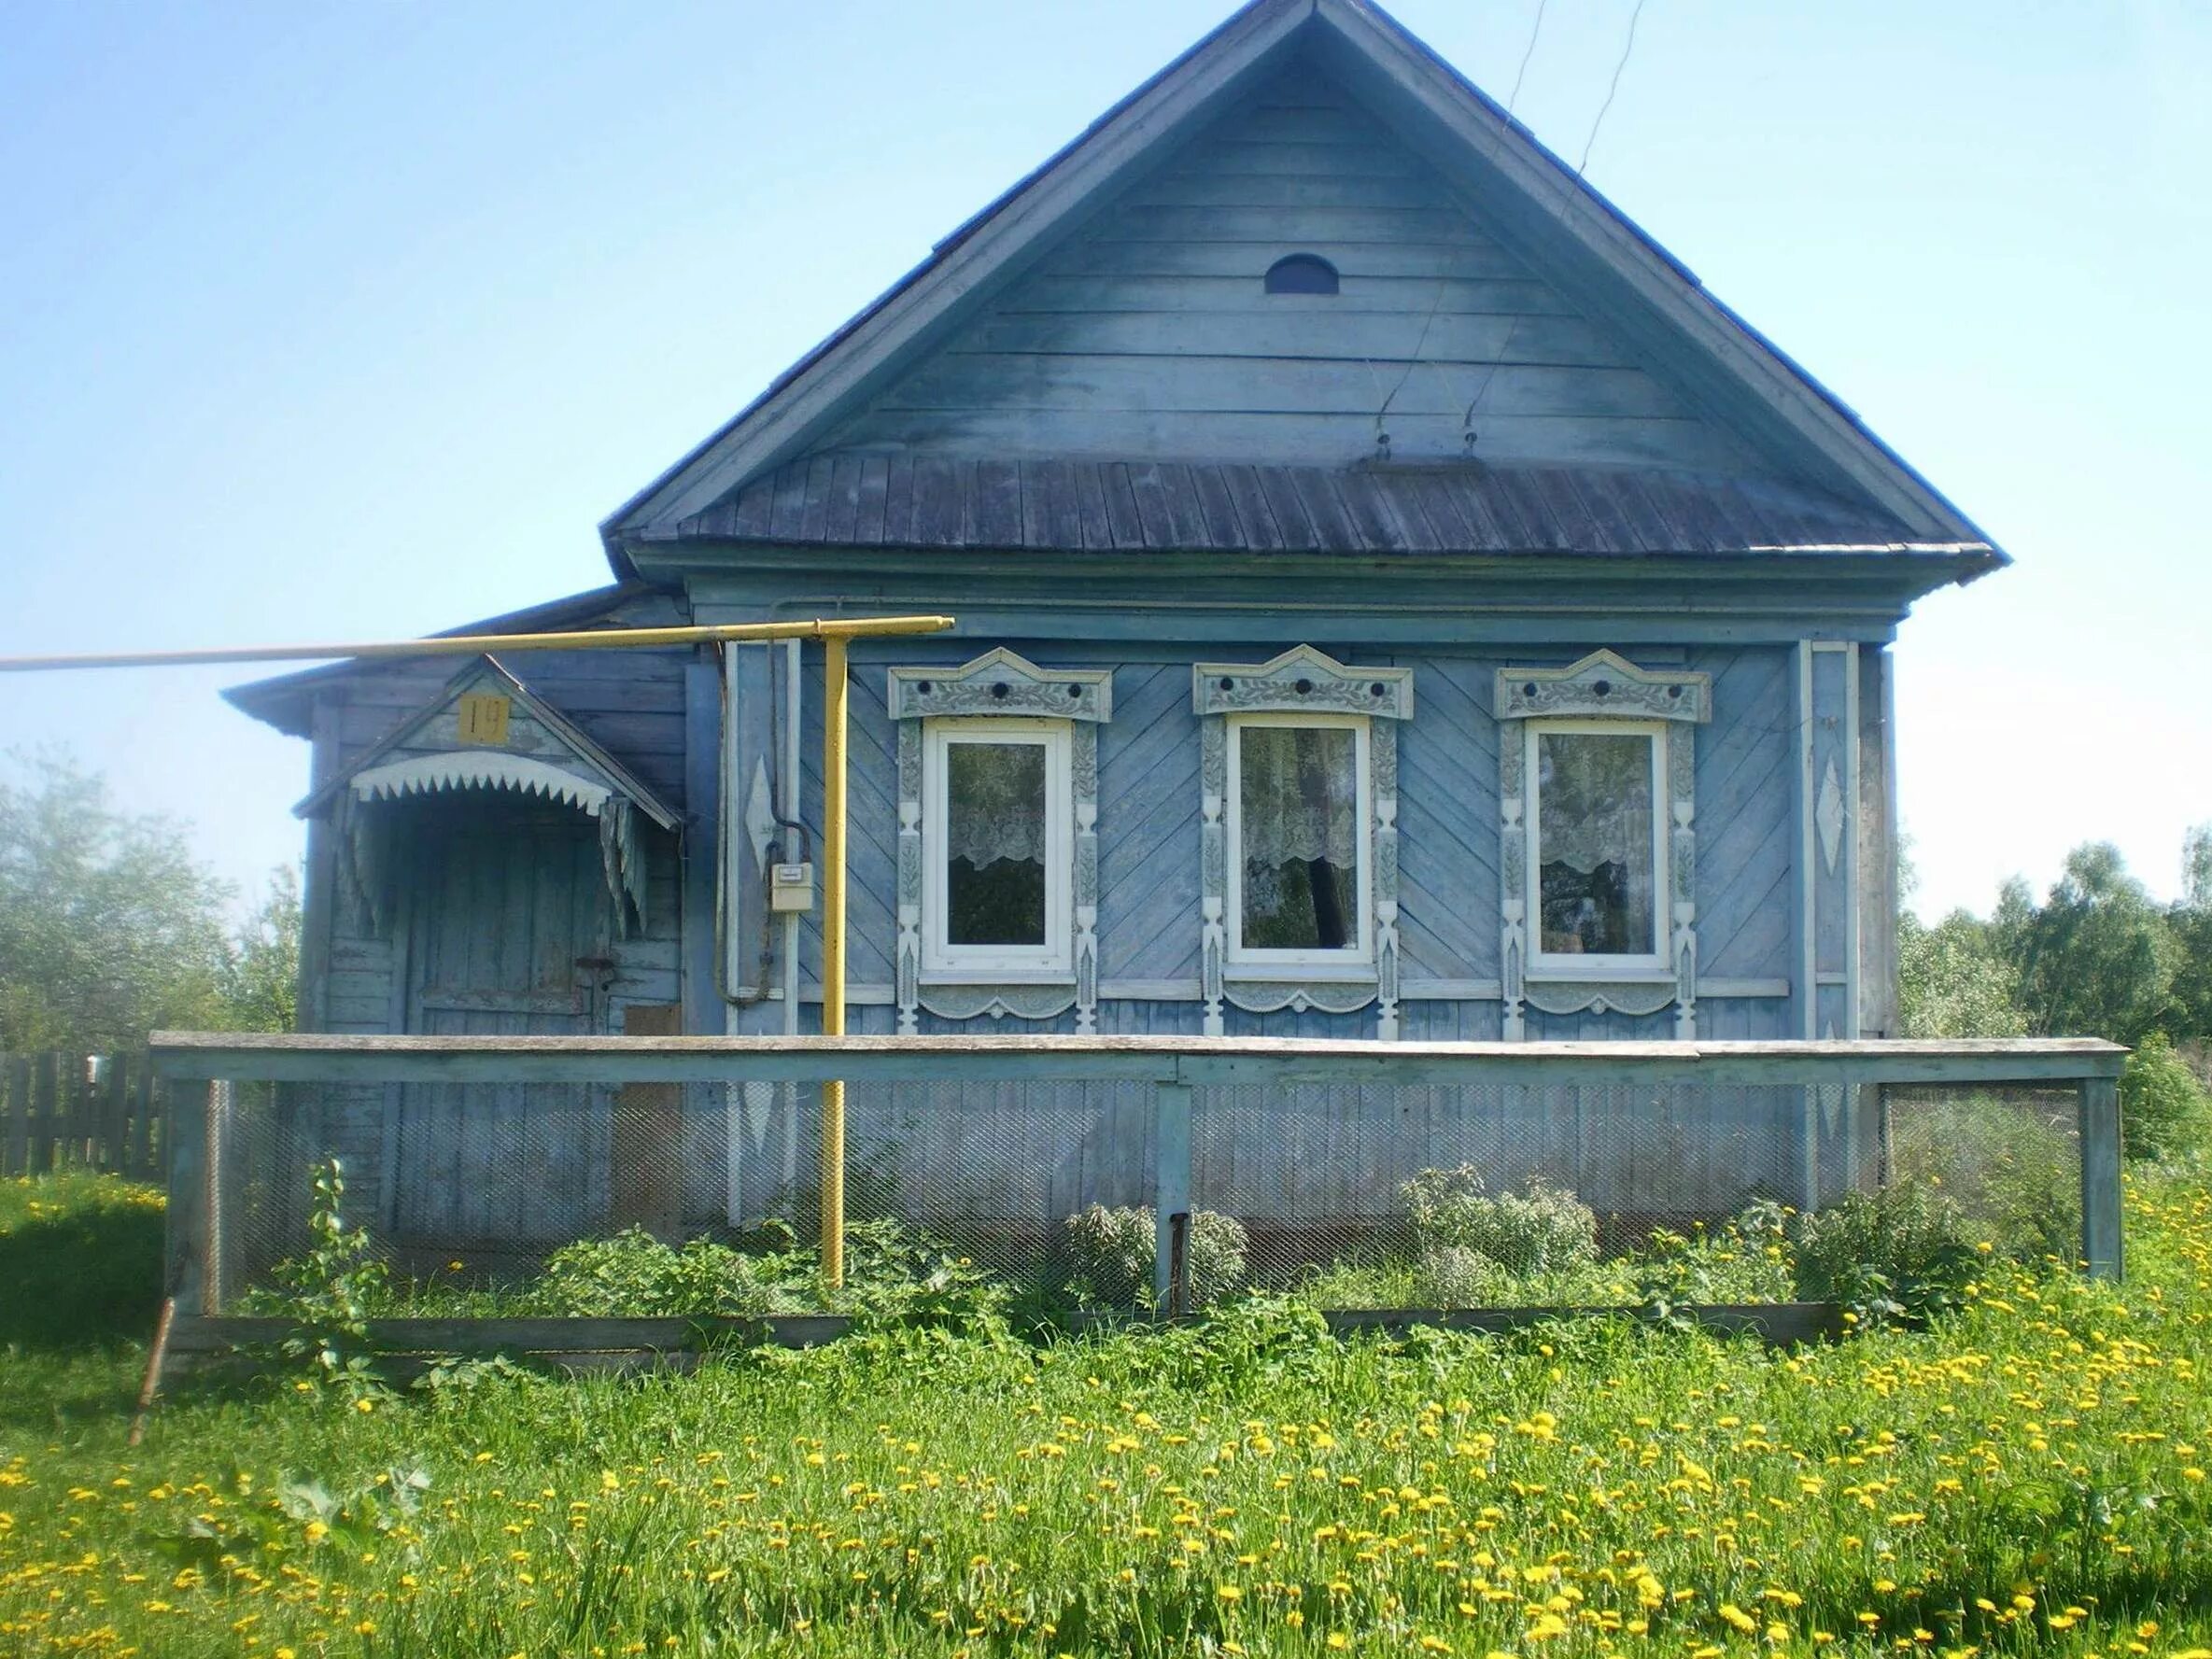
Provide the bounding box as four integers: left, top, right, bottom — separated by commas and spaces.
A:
1693, 647, 1796, 980
296, 591, 694, 1232
821, 61, 1764, 473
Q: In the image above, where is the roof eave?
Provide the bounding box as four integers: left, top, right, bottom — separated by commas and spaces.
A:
222, 581, 666, 738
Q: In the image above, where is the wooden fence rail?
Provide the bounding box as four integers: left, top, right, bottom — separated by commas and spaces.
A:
0, 1052, 167, 1181
147, 1033, 2132, 1324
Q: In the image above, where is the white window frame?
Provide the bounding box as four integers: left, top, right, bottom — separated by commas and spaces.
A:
1524, 716, 1670, 978
921, 716, 1073, 979
1224, 711, 1374, 973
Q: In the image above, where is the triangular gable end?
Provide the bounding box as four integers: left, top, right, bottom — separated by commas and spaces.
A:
297, 657, 680, 935
601, 0, 1994, 568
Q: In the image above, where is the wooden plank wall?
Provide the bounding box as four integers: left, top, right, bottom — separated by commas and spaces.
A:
705, 636, 1818, 1237
821, 56, 1764, 472
297, 590, 696, 1241
0, 1053, 166, 1180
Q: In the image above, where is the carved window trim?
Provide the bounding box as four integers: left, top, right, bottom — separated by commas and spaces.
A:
1192, 647, 1412, 1038
889, 650, 1109, 1032
1495, 651, 1706, 1038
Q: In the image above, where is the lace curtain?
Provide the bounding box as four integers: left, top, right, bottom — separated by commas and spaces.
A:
944, 741, 1048, 869
1535, 730, 1654, 875
1236, 724, 1358, 867
1536, 730, 1655, 954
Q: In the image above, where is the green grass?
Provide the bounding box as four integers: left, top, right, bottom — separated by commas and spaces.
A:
4, 1168, 2212, 1657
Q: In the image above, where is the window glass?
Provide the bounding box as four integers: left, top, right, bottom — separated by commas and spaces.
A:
943, 740, 1049, 946
1238, 724, 1360, 951
1536, 730, 1656, 957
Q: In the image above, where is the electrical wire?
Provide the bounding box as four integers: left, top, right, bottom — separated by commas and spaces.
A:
1506, 0, 1547, 115
1577, 0, 1648, 175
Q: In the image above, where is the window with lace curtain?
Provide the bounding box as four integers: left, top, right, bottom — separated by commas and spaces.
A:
1226, 712, 1371, 963
923, 717, 1071, 973
1527, 719, 1667, 969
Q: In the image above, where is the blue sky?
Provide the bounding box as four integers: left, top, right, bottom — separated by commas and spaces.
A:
2, 0, 2206, 922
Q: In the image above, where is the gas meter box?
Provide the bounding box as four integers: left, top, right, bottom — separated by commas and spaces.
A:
769, 862, 815, 913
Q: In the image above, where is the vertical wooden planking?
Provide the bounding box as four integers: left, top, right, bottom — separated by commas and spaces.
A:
300, 698, 342, 1033
2078, 1075, 2123, 1280
29, 1052, 58, 1175
682, 649, 722, 1027
1, 1057, 22, 1175
132, 1064, 158, 1182
101, 1058, 129, 1173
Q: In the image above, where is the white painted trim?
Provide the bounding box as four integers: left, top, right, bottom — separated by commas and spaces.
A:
1839, 644, 1863, 1039
1796, 641, 1819, 1042
1523, 718, 1670, 976
921, 717, 1073, 977
799, 976, 1793, 1006
1224, 711, 1374, 969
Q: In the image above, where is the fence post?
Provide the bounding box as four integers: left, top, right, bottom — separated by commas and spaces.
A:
2078, 1073, 2122, 1281
166, 1079, 214, 1316
130, 1061, 156, 1180
100, 1058, 128, 1173
65, 1057, 93, 1167
2, 1057, 24, 1176
1153, 1081, 1192, 1314
29, 1053, 59, 1174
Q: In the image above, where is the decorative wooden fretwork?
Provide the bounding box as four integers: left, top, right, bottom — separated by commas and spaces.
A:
1495, 650, 1709, 1039
888, 650, 1111, 1033
1191, 647, 1414, 1038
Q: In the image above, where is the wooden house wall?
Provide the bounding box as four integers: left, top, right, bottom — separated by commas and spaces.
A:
290, 590, 698, 1238
820, 58, 1766, 474
707, 628, 1875, 1236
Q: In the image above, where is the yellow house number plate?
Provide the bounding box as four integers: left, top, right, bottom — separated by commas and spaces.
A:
457, 692, 511, 745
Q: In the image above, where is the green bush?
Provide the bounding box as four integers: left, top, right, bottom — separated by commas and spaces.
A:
1401, 1166, 1598, 1276
2120, 1032, 2211, 1161
1791, 1180, 1984, 1324
1407, 1244, 1514, 1308
0, 1172, 164, 1348
532, 1228, 796, 1317
1054, 1203, 1247, 1310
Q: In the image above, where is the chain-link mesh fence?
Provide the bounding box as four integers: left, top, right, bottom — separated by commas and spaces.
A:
192, 1067, 2094, 1318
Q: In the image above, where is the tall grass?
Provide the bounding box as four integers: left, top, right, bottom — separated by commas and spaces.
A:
3, 1170, 2210, 1656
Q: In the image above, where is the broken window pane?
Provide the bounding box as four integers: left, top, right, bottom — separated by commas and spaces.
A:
1537, 730, 1657, 957
1238, 723, 1360, 951
944, 740, 1048, 946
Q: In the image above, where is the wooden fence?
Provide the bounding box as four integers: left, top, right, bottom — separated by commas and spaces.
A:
1, 1052, 167, 1180
148, 1033, 2131, 1330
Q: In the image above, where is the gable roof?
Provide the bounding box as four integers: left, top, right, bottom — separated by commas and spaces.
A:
600, 0, 1997, 578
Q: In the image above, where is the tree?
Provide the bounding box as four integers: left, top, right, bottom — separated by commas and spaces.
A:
1898, 907, 2026, 1039
0, 751, 301, 1054
2169, 822, 2212, 1045
2005, 843, 2175, 1044
219, 865, 302, 1034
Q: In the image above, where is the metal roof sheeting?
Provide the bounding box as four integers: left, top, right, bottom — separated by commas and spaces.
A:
672, 457, 1992, 561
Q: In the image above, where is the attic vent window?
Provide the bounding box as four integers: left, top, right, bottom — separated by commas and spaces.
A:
1264, 253, 1338, 295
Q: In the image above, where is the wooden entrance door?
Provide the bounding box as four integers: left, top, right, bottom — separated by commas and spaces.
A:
389, 796, 616, 1250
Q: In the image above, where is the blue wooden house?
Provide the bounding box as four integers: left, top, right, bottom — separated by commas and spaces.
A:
229, 0, 2002, 1257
